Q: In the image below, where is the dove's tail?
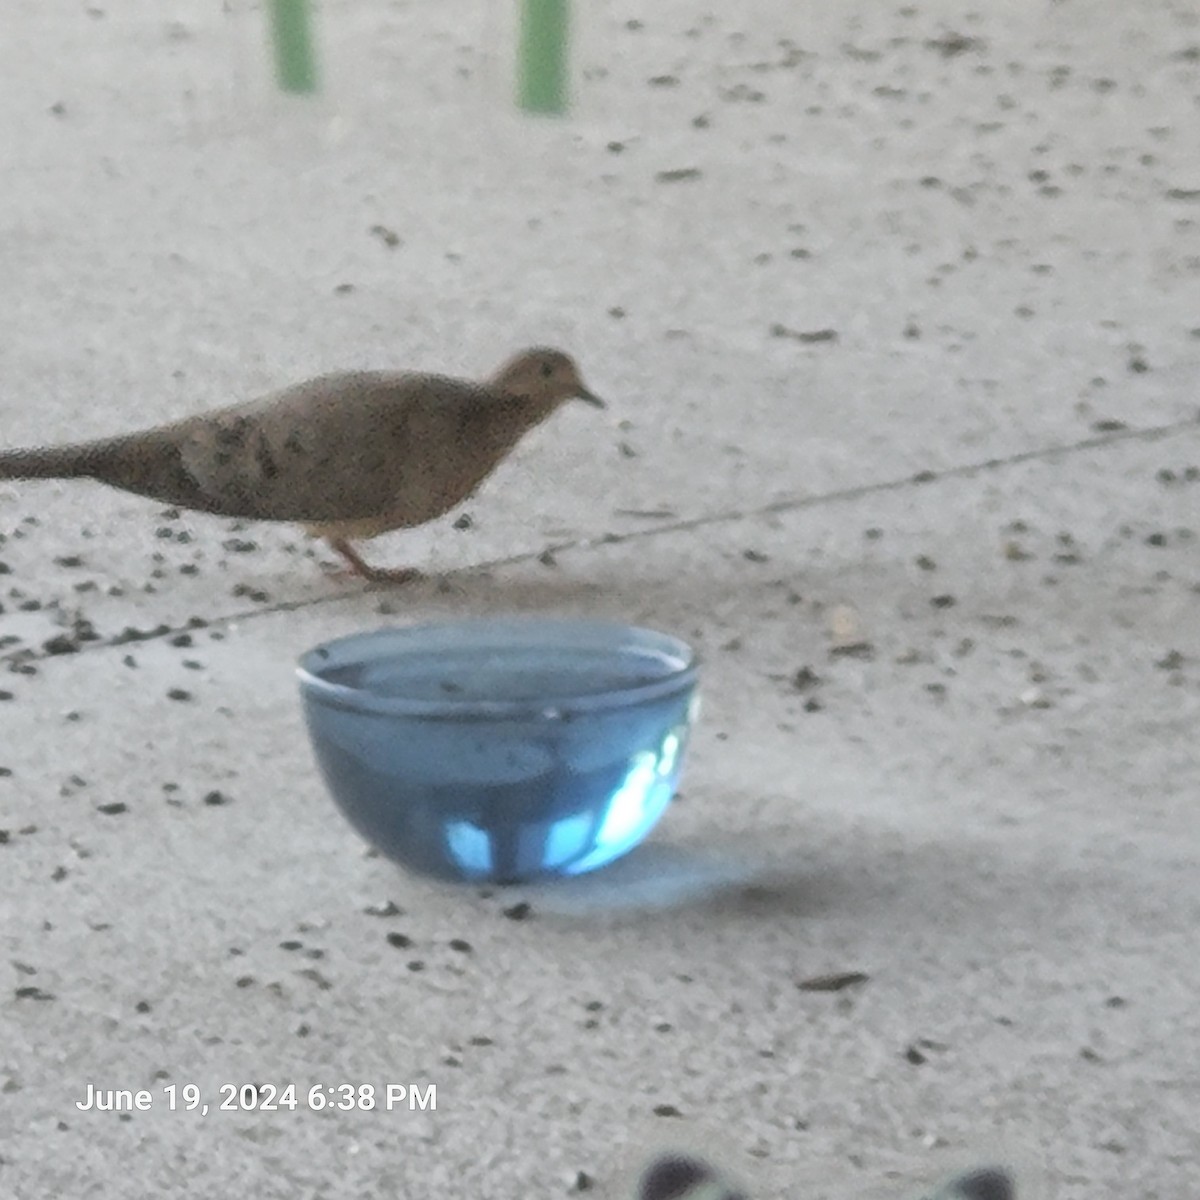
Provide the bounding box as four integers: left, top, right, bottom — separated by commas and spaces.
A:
0, 436, 226, 515
0, 445, 96, 481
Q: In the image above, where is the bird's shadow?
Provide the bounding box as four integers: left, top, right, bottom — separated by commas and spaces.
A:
345, 549, 770, 626
363, 562, 612, 618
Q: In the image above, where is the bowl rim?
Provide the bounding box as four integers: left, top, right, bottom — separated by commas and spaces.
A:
296, 616, 699, 720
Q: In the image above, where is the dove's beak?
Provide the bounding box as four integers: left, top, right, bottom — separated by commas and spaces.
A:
576, 385, 605, 409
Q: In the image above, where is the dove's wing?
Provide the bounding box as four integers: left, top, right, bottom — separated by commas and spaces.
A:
169, 371, 491, 524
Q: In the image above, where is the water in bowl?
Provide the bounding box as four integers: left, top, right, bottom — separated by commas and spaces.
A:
322, 643, 681, 703
304, 635, 697, 883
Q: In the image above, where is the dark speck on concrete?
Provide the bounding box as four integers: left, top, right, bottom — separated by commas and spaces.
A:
16, 986, 55, 1001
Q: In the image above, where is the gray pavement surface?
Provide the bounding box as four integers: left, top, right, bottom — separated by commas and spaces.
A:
2, 2, 1199, 1198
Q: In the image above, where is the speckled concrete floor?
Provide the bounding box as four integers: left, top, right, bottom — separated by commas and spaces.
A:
2, 2, 1199, 1198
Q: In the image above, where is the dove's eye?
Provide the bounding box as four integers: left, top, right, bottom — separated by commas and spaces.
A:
540, 361, 554, 378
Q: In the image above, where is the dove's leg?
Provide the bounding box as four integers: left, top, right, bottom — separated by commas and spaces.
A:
327, 537, 422, 585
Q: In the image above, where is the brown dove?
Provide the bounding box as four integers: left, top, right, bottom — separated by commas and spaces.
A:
0, 347, 604, 582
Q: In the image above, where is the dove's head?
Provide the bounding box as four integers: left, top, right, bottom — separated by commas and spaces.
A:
492, 347, 605, 411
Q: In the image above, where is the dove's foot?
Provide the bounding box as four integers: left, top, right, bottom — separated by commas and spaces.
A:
327, 538, 423, 586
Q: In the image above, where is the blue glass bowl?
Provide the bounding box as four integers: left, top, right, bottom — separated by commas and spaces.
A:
297, 618, 699, 884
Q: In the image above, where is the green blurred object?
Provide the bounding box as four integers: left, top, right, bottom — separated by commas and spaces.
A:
270, 0, 319, 94
518, 0, 569, 114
